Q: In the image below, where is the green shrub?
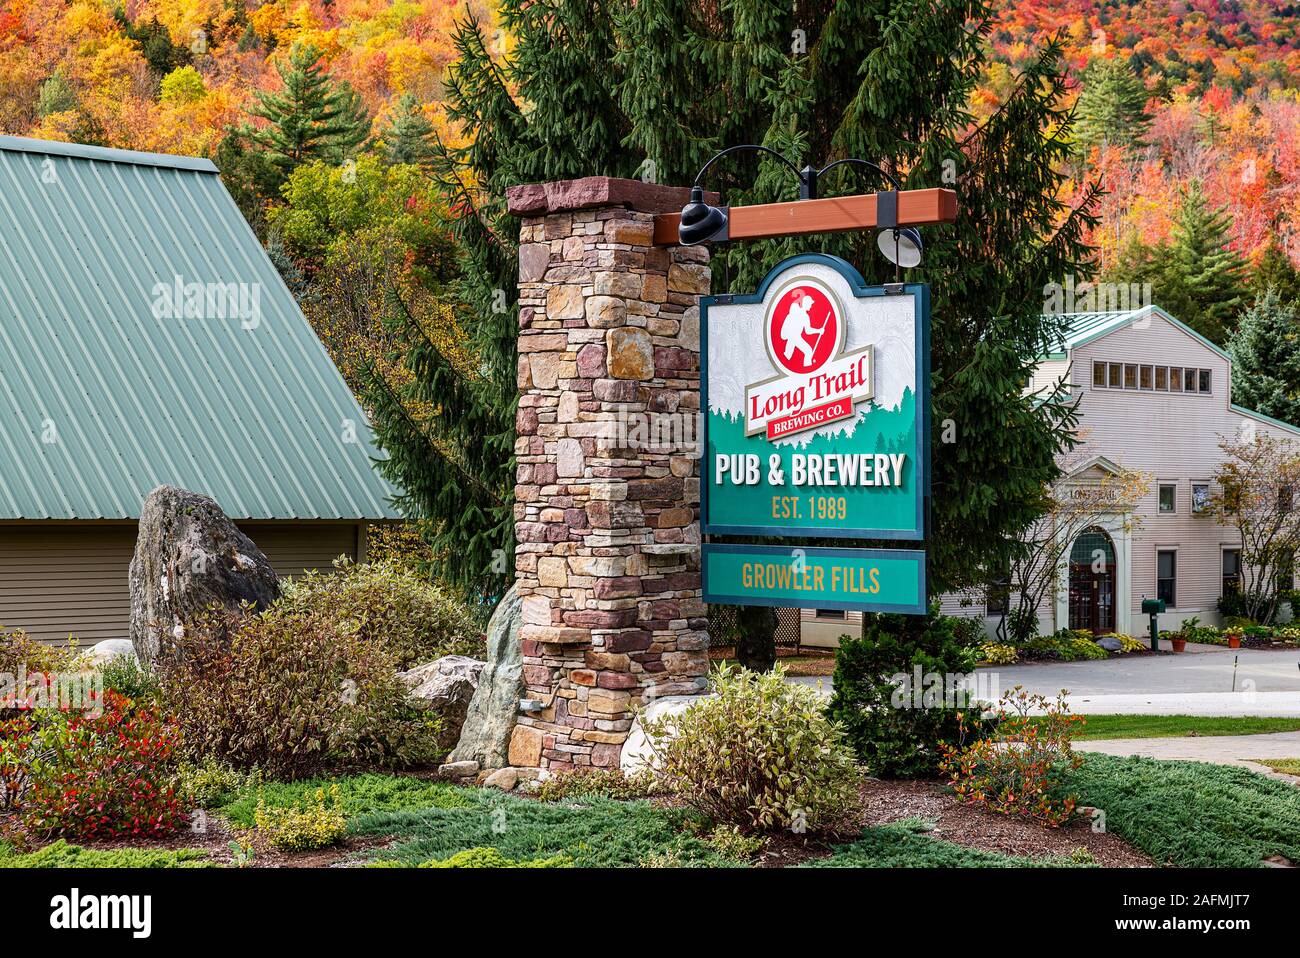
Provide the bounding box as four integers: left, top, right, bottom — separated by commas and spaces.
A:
253, 785, 347, 851
98, 655, 160, 703
829, 611, 989, 777
532, 767, 656, 803
219, 772, 472, 828
979, 642, 1018, 665
0, 840, 210, 868
644, 665, 859, 834
371, 846, 572, 868
276, 559, 485, 669
157, 606, 443, 780
1025, 632, 1107, 661
1060, 754, 1300, 867
1217, 590, 1268, 621
175, 758, 263, 808
0, 628, 79, 675
703, 825, 767, 861
350, 790, 731, 867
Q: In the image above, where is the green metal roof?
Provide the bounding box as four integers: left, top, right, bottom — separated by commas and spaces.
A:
1040, 303, 1300, 435
1042, 305, 1230, 361
0, 135, 400, 520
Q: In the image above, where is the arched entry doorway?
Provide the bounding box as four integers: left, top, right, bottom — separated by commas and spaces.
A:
1069, 527, 1116, 633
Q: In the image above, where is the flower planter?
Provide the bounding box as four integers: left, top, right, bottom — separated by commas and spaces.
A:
1170, 637, 1187, 653
1227, 634, 1242, 649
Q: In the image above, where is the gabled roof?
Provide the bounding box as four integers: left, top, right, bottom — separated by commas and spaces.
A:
1041, 305, 1228, 361
0, 135, 400, 520
1063, 454, 1125, 479
1038, 301, 1300, 438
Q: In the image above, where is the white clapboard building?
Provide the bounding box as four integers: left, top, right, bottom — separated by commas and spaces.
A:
798, 304, 1300, 646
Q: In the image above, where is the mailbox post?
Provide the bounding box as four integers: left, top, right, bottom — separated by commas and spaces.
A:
1141, 597, 1166, 651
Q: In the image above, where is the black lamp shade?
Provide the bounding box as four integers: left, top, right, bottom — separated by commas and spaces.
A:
678, 185, 728, 245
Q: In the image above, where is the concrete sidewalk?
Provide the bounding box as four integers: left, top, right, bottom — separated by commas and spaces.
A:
1078, 730, 1300, 781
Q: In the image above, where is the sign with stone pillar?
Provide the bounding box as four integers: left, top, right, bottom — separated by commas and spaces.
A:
504, 177, 714, 770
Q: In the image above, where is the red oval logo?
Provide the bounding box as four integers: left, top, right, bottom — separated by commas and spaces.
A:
767, 283, 839, 376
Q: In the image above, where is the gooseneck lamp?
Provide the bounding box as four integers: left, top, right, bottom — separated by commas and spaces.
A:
675, 146, 921, 279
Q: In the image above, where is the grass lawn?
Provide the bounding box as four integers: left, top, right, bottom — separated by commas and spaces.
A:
1252, 758, 1300, 776
1050, 713, 1300, 741
1061, 753, 1300, 867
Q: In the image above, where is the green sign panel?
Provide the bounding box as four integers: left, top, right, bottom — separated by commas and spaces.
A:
703, 545, 926, 615
700, 253, 930, 615
702, 254, 928, 540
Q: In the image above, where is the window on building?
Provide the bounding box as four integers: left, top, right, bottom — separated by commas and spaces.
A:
1092, 361, 1106, 387
1184, 368, 1198, 392
1222, 549, 1241, 596
986, 577, 1010, 617
1139, 364, 1153, 389
1169, 366, 1183, 392
1280, 484, 1294, 514
1159, 484, 1176, 513
1198, 369, 1212, 393
1192, 483, 1211, 513
1157, 550, 1177, 607
1108, 362, 1122, 388
1124, 363, 1138, 389
1155, 366, 1168, 390
815, 609, 845, 620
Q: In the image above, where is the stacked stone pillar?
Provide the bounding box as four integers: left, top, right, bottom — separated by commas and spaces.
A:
505, 177, 712, 770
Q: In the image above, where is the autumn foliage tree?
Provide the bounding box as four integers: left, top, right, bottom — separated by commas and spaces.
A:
1211, 433, 1300, 623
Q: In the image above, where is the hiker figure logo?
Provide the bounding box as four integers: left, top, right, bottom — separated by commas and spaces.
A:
769, 282, 841, 375
746, 277, 873, 440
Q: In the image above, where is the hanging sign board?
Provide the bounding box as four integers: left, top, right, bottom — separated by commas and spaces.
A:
700, 253, 929, 614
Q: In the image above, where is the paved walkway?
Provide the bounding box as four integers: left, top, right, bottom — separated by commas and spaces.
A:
787, 646, 1300, 715
1077, 731, 1300, 782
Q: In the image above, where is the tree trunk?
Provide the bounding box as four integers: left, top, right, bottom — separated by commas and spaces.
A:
734, 605, 778, 672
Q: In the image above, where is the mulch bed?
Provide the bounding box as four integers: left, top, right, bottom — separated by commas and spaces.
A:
852, 778, 1153, 867
656, 776, 1153, 867
1239, 636, 1300, 650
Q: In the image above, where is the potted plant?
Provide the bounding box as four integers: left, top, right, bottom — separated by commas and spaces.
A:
1225, 630, 1242, 649
1170, 633, 1187, 653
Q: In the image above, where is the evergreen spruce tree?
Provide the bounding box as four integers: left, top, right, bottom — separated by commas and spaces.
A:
1227, 290, 1300, 426
1127, 182, 1249, 344
1252, 237, 1300, 306
376, 94, 436, 167
239, 44, 371, 194
1072, 56, 1153, 153
366, 0, 1101, 606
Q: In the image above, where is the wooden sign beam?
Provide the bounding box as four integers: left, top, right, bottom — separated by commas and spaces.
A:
651, 187, 957, 246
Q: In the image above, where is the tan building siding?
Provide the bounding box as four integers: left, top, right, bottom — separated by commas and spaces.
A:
0, 522, 364, 644
787, 308, 1299, 647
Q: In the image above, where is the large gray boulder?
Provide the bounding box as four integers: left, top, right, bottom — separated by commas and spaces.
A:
447, 584, 523, 769
129, 485, 280, 663
398, 654, 485, 753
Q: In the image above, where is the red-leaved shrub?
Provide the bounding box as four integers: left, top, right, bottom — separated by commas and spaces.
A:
938, 687, 1084, 828
0, 690, 185, 840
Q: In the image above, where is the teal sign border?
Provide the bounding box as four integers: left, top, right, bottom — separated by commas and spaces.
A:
702, 543, 927, 615
700, 253, 930, 541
